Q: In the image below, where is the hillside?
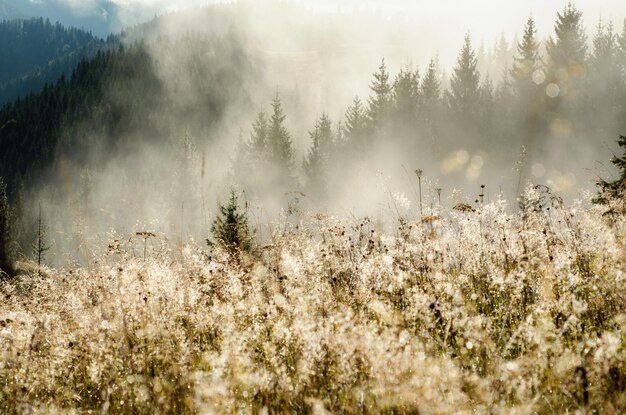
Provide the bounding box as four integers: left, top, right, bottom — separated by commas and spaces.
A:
0, 28, 257, 199
0, 0, 119, 37
0, 17, 115, 105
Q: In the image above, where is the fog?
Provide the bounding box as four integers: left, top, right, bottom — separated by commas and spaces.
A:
16, 0, 626, 264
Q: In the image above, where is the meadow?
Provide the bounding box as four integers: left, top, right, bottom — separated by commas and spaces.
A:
0, 185, 625, 414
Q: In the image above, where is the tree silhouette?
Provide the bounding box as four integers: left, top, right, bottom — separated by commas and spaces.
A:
545, 3, 587, 102
207, 190, 254, 255
303, 113, 334, 198
0, 176, 14, 278
512, 17, 542, 98
447, 33, 481, 119
367, 59, 393, 132
595, 135, 626, 205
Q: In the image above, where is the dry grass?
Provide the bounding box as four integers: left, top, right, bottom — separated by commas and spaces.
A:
1, 187, 625, 414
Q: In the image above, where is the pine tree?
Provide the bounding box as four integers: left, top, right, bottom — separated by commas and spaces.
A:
267, 94, 295, 175
303, 113, 334, 197
420, 57, 442, 122
0, 176, 14, 278
595, 135, 626, 205
32, 204, 50, 268
233, 112, 268, 181
249, 112, 269, 156
589, 20, 618, 80
511, 16, 545, 151
392, 64, 420, 128
344, 96, 366, 142
512, 17, 542, 96
367, 59, 393, 131
207, 190, 253, 255
421, 58, 441, 106
479, 76, 495, 123
447, 33, 481, 118
545, 3, 587, 97
588, 20, 622, 135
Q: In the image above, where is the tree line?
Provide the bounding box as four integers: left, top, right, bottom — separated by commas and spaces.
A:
233, 4, 626, 201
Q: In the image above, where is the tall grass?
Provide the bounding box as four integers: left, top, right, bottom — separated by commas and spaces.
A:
0, 186, 624, 414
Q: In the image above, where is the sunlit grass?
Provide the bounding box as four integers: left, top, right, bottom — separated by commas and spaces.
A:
0, 186, 625, 414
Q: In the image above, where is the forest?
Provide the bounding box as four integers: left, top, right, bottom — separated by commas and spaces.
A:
0, 1, 625, 413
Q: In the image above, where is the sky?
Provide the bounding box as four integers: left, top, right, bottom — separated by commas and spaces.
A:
25, 0, 626, 65
29, 0, 626, 30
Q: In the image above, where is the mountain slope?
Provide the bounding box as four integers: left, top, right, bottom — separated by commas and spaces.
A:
0, 30, 257, 197
0, 17, 117, 105
0, 0, 119, 37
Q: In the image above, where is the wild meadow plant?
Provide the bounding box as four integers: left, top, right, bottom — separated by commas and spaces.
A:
0, 185, 624, 414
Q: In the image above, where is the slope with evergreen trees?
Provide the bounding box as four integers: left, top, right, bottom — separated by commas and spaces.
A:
0, 17, 116, 105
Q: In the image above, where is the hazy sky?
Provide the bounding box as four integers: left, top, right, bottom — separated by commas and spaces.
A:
50, 0, 626, 65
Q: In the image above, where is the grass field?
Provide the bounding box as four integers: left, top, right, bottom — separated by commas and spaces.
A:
1, 186, 625, 414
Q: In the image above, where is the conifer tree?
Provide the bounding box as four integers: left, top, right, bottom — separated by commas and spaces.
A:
207, 190, 253, 255
512, 17, 542, 97
367, 59, 393, 131
511, 16, 545, 149
303, 113, 334, 197
589, 20, 618, 79
545, 3, 587, 97
392, 65, 420, 128
0, 176, 14, 278
32, 204, 50, 268
588, 20, 622, 135
420, 57, 442, 122
249, 112, 269, 156
267, 94, 295, 176
421, 58, 441, 106
233, 112, 268, 179
344, 96, 366, 142
595, 135, 626, 204
447, 33, 481, 119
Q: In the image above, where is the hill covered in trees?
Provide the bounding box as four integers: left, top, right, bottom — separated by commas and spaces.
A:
0, 17, 116, 105
0, 0, 120, 37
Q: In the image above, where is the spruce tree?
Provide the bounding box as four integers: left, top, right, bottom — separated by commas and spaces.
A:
392, 65, 420, 128
420, 57, 442, 123
303, 113, 334, 197
267, 94, 295, 177
595, 135, 626, 205
512, 17, 542, 97
545, 3, 587, 97
32, 204, 50, 268
447, 33, 481, 119
344, 96, 366, 142
367, 59, 393, 132
207, 190, 253, 255
421, 58, 441, 107
233, 112, 268, 181
511, 16, 545, 153
0, 176, 14, 278
249, 112, 269, 156
588, 20, 622, 135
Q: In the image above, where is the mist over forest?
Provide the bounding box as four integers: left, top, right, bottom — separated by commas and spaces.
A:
1, 1, 625, 264
2, 2, 626, 413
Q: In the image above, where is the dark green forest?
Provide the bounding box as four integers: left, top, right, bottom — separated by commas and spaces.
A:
0, 17, 116, 105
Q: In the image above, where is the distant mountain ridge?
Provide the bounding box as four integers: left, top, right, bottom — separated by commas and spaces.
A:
0, 0, 120, 37
0, 17, 117, 105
